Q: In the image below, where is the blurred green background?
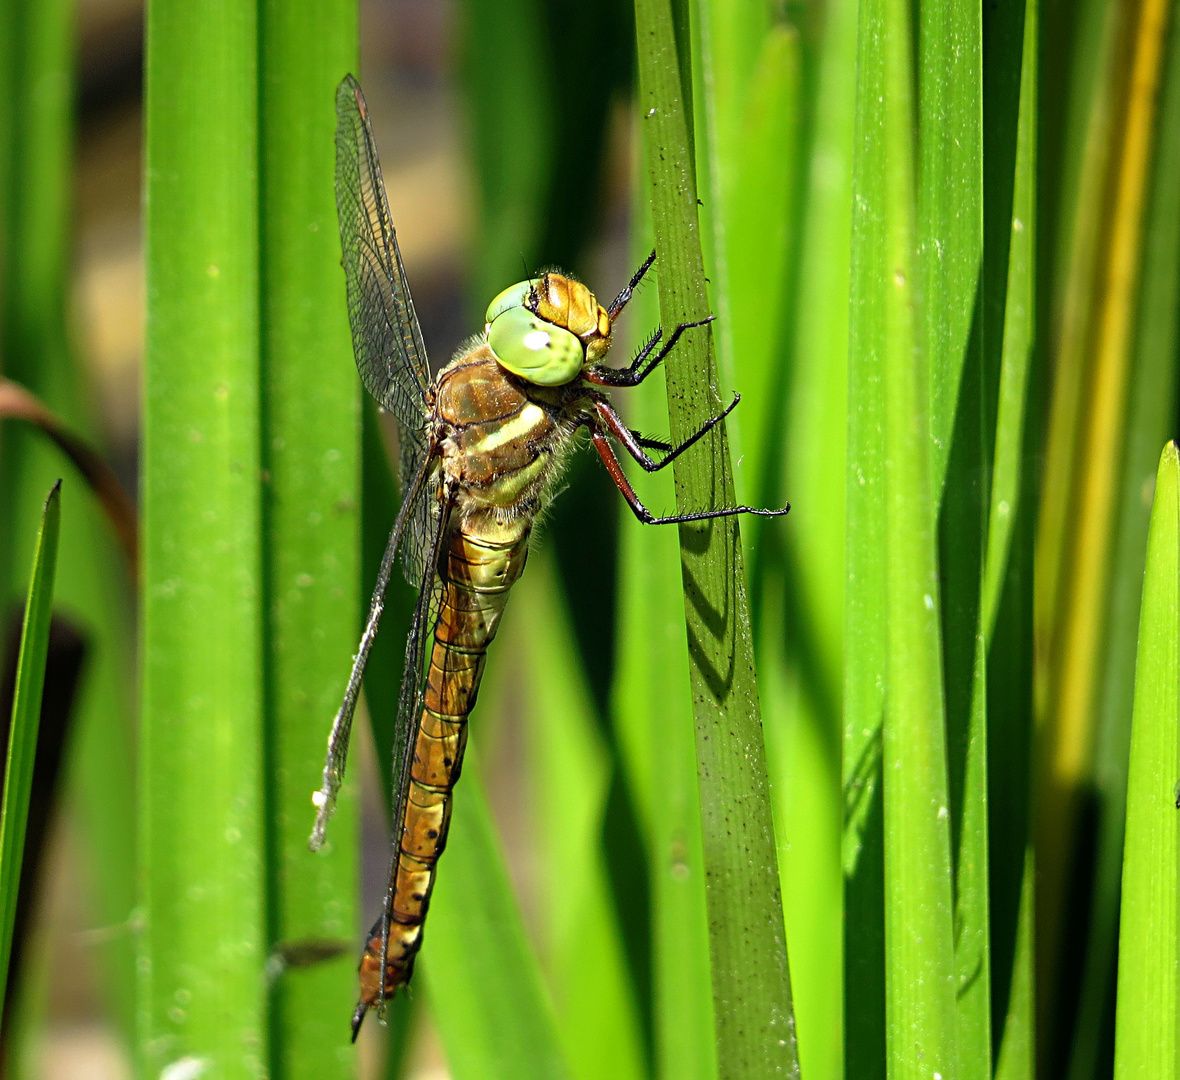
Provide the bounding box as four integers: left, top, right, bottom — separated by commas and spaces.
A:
1, 0, 1179, 1077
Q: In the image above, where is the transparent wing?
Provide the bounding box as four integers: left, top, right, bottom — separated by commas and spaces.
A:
335, 74, 431, 495
310, 454, 437, 849
400, 461, 440, 587
390, 500, 448, 846
377, 487, 451, 985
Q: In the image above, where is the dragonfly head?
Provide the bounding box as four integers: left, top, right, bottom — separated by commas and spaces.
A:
484, 273, 612, 386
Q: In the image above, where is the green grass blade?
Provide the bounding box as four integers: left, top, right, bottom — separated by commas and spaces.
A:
847, 0, 958, 1078
1070, 5, 1180, 1071
633, 1, 797, 1075
1033, 0, 1175, 1063
985, 2, 1039, 1076
258, 9, 360, 1074
920, 0, 983, 502
917, 0, 987, 1068
692, 9, 801, 515
510, 551, 646, 1080
613, 171, 717, 1080
761, 2, 859, 1079
419, 762, 572, 1080
141, 3, 266, 1074
689, 0, 773, 405
0, 0, 138, 1053
0, 480, 61, 1025
1111, 440, 1180, 1080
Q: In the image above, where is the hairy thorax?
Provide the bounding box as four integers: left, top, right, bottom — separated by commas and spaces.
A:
432, 343, 584, 519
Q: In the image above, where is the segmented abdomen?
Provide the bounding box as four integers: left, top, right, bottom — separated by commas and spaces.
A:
356, 512, 530, 1013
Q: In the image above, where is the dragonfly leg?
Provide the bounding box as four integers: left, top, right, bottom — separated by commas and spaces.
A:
631, 431, 673, 453
607, 248, 656, 320
584, 316, 714, 388
593, 394, 741, 473
590, 429, 790, 524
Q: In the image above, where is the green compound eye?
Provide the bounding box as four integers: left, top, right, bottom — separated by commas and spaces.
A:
484, 279, 541, 325
487, 305, 584, 386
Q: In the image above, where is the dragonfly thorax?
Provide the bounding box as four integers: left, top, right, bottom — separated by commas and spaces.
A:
484, 272, 612, 387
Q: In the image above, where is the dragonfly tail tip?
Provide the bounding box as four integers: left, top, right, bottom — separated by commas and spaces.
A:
350, 1000, 368, 1042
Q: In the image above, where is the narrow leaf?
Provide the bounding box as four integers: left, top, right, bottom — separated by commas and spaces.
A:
633, 0, 798, 1074
612, 177, 717, 1080
141, 2, 266, 1073
421, 765, 572, 1080
762, 0, 860, 1076
0, 480, 61, 1024
515, 551, 646, 1080
0, 0, 138, 1050
258, 6, 360, 1074
1112, 441, 1180, 1080
847, 0, 959, 1077
1070, 0, 1180, 1068
985, 2, 1039, 1076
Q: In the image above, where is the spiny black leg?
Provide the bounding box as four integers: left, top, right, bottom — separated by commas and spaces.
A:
630, 326, 664, 373
650, 502, 791, 524
584, 316, 714, 388
632, 431, 674, 453
608, 249, 657, 320
595, 394, 742, 473
590, 429, 790, 525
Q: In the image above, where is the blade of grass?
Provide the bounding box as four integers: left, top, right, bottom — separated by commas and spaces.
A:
510, 550, 646, 1080
419, 762, 572, 1080
1110, 440, 1180, 1080
1034, 0, 1174, 1063
847, 0, 958, 1077
141, 2, 266, 1074
691, 9, 800, 517
917, 0, 987, 1068
633, 1, 797, 1075
0, 480, 61, 1026
985, 2, 1039, 1076
688, 0, 771, 404
1069, 5, 1180, 1072
612, 164, 717, 1080
0, 0, 138, 1054
920, 0, 983, 501
762, 0, 860, 1077
842, 0, 892, 1062
258, 9, 360, 1075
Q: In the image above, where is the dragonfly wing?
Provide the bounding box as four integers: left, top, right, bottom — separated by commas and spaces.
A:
334, 74, 431, 485
310, 453, 437, 849
378, 483, 451, 972
400, 466, 440, 586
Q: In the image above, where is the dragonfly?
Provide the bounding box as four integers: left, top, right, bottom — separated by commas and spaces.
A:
310, 74, 790, 1038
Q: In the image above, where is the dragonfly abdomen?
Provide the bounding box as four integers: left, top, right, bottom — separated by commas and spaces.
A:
357, 513, 531, 1014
